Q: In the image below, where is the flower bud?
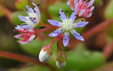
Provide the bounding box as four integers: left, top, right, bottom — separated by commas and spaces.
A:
39, 44, 52, 62
56, 51, 67, 68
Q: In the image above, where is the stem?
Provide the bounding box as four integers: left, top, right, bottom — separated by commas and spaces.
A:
0, 51, 55, 71
70, 18, 113, 49
50, 35, 61, 45
103, 41, 113, 59
0, 4, 12, 20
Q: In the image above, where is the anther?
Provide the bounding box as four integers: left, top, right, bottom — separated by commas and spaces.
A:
61, 10, 63, 12
58, 14, 61, 16
73, 10, 75, 12
75, 15, 77, 16
81, 20, 84, 21
66, 10, 68, 13
37, 4, 40, 6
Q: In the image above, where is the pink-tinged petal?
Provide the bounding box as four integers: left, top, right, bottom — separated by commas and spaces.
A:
63, 33, 69, 47
79, 0, 83, 3
76, 22, 89, 28
14, 34, 25, 38
49, 29, 62, 37
86, 0, 94, 8
79, 9, 86, 16
32, 2, 40, 18
18, 15, 27, 22
47, 19, 60, 26
70, 9, 77, 21
90, 6, 95, 12
28, 35, 35, 41
26, 5, 34, 13
85, 13, 92, 18
59, 9, 66, 20
18, 41, 30, 44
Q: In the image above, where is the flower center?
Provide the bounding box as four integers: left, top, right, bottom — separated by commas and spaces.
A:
59, 19, 74, 32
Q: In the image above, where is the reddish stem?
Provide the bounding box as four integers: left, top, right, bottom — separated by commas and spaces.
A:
70, 18, 113, 49
103, 41, 113, 59
0, 51, 55, 71
50, 35, 61, 45
0, 4, 12, 20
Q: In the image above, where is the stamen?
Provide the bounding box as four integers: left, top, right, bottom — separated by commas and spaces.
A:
61, 10, 63, 12
37, 4, 40, 6
66, 10, 68, 19
58, 14, 61, 16
81, 19, 84, 21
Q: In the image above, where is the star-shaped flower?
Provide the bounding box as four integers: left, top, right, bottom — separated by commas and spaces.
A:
67, 0, 95, 18
18, 3, 40, 29
14, 25, 37, 44
48, 9, 88, 46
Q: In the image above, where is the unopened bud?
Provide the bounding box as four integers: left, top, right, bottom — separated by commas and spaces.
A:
56, 51, 67, 68
39, 44, 52, 62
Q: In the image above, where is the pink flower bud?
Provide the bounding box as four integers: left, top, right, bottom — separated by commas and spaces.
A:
39, 44, 52, 62
56, 51, 67, 68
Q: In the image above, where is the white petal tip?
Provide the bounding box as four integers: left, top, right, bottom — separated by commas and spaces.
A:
39, 50, 50, 62
56, 61, 66, 68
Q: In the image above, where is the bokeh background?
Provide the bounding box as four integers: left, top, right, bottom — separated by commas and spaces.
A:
0, 0, 113, 71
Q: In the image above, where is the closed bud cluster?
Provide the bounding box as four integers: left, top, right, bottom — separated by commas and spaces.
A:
39, 44, 52, 62
56, 51, 67, 68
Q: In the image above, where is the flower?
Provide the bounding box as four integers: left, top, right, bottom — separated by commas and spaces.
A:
14, 25, 36, 44
39, 44, 52, 62
56, 51, 67, 68
18, 2, 40, 29
67, 0, 95, 18
48, 9, 88, 46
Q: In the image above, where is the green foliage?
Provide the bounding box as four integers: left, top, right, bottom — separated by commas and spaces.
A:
10, 11, 27, 25
15, 0, 28, 10
48, 2, 72, 17
19, 38, 43, 56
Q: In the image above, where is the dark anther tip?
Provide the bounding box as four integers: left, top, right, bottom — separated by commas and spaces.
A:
61, 10, 63, 12
37, 4, 40, 6
58, 14, 61, 16
81, 20, 84, 21
75, 15, 77, 16
66, 10, 68, 13
73, 10, 75, 12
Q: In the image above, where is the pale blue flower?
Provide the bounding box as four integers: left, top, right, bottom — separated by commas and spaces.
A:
48, 9, 89, 46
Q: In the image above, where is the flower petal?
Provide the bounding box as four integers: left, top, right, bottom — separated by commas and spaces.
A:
71, 30, 84, 41
63, 32, 69, 47
18, 15, 27, 22
22, 25, 35, 29
85, 13, 92, 18
90, 6, 95, 12
59, 9, 66, 20
79, 9, 86, 16
32, 2, 40, 18
74, 0, 78, 5
28, 35, 35, 41
49, 28, 62, 37
48, 19, 60, 26
26, 5, 34, 13
75, 22, 89, 28
69, 10, 77, 21
18, 41, 30, 44
86, 0, 94, 8
14, 34, 25, 38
